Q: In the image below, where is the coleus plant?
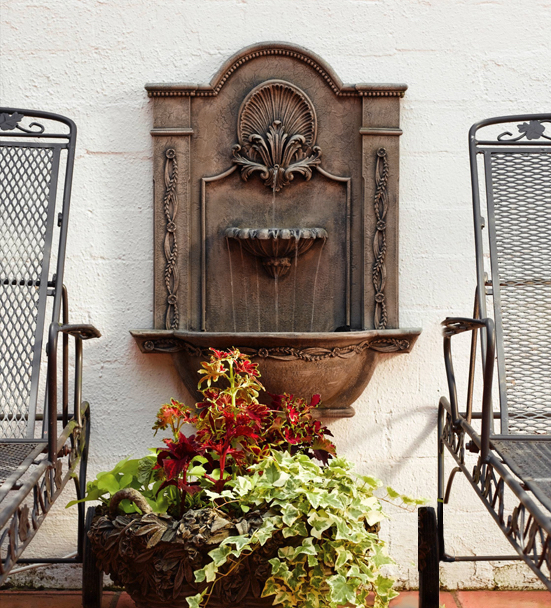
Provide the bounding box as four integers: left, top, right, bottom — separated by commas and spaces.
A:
76, 348, 336, 516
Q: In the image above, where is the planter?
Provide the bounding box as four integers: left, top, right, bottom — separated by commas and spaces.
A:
88, 490, 279, 608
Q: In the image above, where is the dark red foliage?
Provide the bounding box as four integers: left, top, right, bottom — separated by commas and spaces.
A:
152, 348, 335, 506
155, 433, 204, 481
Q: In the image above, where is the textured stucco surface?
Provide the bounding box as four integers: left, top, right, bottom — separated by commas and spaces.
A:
2, 0, 551, 591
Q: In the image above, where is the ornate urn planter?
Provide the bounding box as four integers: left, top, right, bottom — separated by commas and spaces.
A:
88, 494, 277, 608
131, 42, 421, 416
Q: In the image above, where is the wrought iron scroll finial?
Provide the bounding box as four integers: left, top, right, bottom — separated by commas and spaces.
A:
163, 149, 179, 330
0, 111, 45, 134
373, 148, 389, 330
497, 119, 551, 142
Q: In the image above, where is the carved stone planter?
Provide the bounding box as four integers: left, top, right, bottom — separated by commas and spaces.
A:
131, 42, 421, 416
89, 504, 278, 608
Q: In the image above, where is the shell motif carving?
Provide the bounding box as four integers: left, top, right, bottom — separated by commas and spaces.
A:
232, 80, 322, 192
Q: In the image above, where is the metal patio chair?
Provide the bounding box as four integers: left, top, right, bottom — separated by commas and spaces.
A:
418, 114, 551, 607
0, 108, 101, 602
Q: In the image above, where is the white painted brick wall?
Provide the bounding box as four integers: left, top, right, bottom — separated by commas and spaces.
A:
2, 0, 551, 590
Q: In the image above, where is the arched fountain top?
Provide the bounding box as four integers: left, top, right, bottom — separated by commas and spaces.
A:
145, 41, 408, 98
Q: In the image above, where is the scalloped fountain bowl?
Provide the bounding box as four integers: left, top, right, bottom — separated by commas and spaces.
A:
225, 227, 327, 278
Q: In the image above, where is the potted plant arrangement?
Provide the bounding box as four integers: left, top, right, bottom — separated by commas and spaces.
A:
75, 348, 422, 608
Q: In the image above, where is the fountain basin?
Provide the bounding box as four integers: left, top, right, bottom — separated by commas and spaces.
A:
225, 227, 327, 278
130, 328, 421, 417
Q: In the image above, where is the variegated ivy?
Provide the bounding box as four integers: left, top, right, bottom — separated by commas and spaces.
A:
187, 451, 424, 608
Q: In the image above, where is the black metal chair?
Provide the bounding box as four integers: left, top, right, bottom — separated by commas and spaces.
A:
0, 108, 101, 602
418, 114, 551, 607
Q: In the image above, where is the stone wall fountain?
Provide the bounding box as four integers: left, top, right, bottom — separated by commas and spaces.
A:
131, 42, 421, 417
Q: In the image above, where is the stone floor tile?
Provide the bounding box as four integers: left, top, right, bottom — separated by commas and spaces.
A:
389, 591, 457, 607
116, 593, 135, 607
456, 590, 551, 607
0, 590, 118, 607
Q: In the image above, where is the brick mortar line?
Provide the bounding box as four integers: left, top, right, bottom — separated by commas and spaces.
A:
451, 590, 464, 608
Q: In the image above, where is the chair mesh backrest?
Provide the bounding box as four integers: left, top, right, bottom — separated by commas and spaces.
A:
488, 150, 551, 434
0, 144, 58, 438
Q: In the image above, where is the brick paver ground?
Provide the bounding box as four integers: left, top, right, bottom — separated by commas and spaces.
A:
1, 590, 551, 607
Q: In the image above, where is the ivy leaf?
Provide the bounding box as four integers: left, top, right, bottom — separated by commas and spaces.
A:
308, 510, 333, 539
319, 491, 344, 510
293, 537, 317, 558
305, 491, 321, 509
307, 553, 318, 568
269, 557, 293, 584
282, 520, 308, 538
372, 544, 394, 568
334, 546, 352, 569
358, 474, 381, 489
261, 576, 285, 598
374, 574, 398, 599
326, 574, 357, 605
263, 461, 282, 485
281, 503, 301, 526
366, 509, 385, 527
194, 567, 206, 583
234, 476, 253, 495
208, 544, 231, 567
203, 561, 217, 583
186, 593, 204, 608
334, 518, 357, 542
221, 534, 251, 553
272, 471, 290, 487
386, 486, 400, 499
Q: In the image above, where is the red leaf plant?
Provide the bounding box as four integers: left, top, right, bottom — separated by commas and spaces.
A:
153, 348, 335, 513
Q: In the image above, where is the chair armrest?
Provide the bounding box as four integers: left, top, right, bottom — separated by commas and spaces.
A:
442, 317, 488, 336
442, 316, 496, 462
46, 322, 101, 464
58, 324, 101, 340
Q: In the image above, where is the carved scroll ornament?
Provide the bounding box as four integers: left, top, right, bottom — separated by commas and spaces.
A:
232, 80, 322, 192
372, 148, 389, 330
163, 149, 179, 330
142, 337, 410, 358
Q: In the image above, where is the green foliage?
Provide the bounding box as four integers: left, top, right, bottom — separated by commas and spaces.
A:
66, 452, 178, 513
187, 451, 424, 608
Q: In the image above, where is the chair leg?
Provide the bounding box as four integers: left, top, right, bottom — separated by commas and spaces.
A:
418, 506, 440, 608
77, 410, 91, 560
82, 506, 103, 608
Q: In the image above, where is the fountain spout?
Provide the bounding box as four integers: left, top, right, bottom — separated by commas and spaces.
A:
225, 227, 327, 279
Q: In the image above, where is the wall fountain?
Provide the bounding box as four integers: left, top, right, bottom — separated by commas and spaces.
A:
131, 42, 421, 417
